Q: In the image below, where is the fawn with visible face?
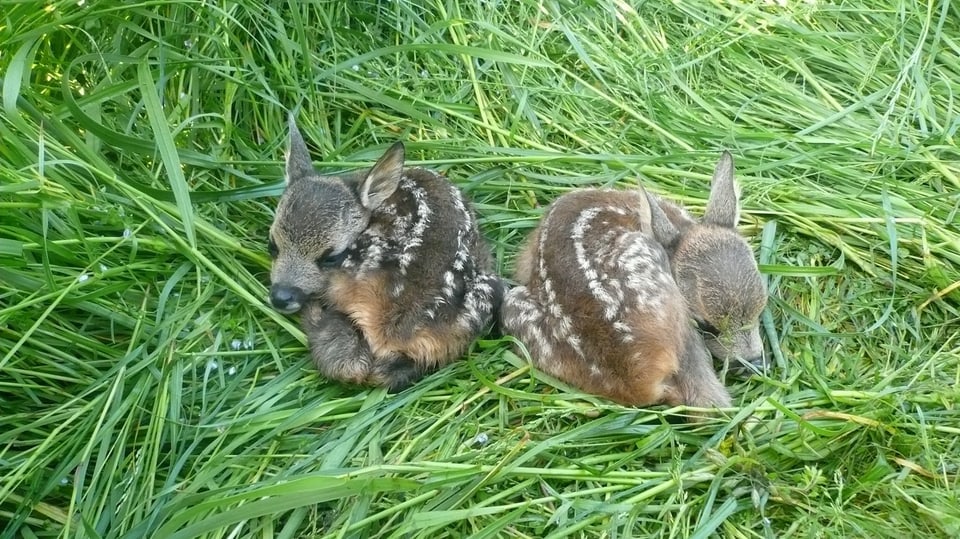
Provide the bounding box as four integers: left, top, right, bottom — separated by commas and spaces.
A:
646, 152, 767, 373
501, 186, 732, 412
268, 117, 502, 391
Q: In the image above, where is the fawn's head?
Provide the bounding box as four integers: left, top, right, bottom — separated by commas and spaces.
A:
647, 152, 767, 371
268, 116, 404, 314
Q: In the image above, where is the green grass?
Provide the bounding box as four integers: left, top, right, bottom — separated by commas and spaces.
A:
2, 0, 959, 537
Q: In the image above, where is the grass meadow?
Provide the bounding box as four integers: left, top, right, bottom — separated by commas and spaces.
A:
2, 1, 959, 537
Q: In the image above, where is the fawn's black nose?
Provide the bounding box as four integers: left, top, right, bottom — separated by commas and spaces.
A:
269, 285, 306, 314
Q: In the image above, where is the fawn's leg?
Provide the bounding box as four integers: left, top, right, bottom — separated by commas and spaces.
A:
662, 328, 731, 420
301, 302, 374, 386
370, 355, 425, 393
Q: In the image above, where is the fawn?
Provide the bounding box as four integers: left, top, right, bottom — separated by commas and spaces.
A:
501, 186, 732, 411
646, 152, 767, 373
268, 116, 502, 391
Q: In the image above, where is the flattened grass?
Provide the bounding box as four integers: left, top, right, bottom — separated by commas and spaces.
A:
1, 0, 959, 537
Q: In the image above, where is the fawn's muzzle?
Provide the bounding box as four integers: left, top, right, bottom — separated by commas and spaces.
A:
269, 285, 306, 314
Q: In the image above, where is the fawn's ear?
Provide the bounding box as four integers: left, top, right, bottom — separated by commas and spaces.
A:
703, 151, 740, 228
359, 141, 405, 210
645, 190, 681, 247
635, 185, 653, 232
285, 115, 314, 185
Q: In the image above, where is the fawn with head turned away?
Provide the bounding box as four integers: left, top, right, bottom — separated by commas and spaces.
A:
501, 152, 766, 414
268, 116, 502, 392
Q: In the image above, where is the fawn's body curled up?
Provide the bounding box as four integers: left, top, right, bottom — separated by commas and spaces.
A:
501, 187, 731, 413
268, 116, 501, 391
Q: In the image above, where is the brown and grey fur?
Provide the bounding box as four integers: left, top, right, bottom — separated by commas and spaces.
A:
646, 152, 767, 372
501, 188, 731, 411
269, 117, 502, 392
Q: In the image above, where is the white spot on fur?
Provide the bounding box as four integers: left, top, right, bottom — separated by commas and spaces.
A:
618, 233, 670, 310
442, 271, 456, 297
614, 321, 635, 343
544, 278, 563, 320
448, 184, 474, 273
398, 176, 432, 271
504, 286, 555, 359
455, 274, 496, 330
571, 206, 626, 320
566, 334, 584, 357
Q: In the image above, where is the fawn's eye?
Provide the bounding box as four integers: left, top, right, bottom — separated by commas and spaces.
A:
695, 319, 721, 337
268, 237, 279, 259
315, 249, 348, 269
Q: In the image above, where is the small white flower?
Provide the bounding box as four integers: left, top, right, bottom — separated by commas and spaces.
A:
227, 366, 237, 376
472, 432, 489, 446
123, 228, 132, 238
77, 273, 89, 283
99, 263, 108, 272
206, 360, 218, 371
351, 64, 360, 71
230, 339, 242, 351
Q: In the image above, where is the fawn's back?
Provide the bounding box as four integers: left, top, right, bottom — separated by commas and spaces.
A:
323, 166, 499, 362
